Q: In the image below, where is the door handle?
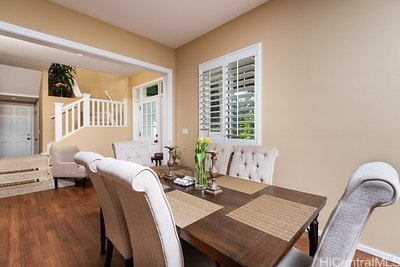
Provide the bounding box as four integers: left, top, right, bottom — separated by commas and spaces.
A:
154, 140, 158, 143
27, 138, 31, 140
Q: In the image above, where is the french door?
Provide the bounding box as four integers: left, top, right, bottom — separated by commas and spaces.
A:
133, 78, 163, 157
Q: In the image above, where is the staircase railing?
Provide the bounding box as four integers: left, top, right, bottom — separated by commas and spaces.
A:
53, 93, 128, 142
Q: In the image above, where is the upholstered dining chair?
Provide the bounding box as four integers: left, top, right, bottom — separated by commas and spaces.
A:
278, 161, 400, 267
112, 141, 151, 166
229, 145, 279, 184
96, 158, 216, 267
205, 143, 234, 175
50, 145, 87, 189
74, 152, 133, 267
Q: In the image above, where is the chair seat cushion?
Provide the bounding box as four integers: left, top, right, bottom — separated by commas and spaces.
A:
277, 247, 312, 267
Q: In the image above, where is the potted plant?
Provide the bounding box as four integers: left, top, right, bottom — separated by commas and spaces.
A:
173, 147, 186, 165
48, 63, 76, 97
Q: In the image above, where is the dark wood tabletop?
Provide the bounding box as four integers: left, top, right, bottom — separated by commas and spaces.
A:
155, 166, 327, 267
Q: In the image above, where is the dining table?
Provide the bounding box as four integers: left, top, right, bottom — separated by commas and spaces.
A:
151, 165, 327, 267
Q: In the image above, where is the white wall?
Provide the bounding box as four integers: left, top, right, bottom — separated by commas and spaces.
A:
0, 64, 41, 97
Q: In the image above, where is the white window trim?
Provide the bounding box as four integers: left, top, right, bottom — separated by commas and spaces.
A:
198, 43, 261, 145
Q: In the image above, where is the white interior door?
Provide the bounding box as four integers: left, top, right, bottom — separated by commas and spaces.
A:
0, 103, 33, 157
138, 96, 162, 156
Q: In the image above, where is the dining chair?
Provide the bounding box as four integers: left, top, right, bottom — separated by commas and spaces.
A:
205, 143, 234, 175
74, 152, 133, 267
96, 158, 216, 267
50, 145, 88, 189
112, 140, 152, 166
228, 145, 279, 184
278, 161, 400, 267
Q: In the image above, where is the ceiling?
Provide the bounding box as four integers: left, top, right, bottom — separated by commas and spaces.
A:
0, 0, 269, 102
50, 0, 270, 49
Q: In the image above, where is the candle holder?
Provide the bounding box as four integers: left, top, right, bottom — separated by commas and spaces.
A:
164, 146, 177, 179
205, 150, 223, 195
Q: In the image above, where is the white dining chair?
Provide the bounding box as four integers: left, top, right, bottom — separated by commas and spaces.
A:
97, 157, 216, 267
278, 161, 400, 267
205, 142, 234, 175
74, 152, 133, 267
112, 141, 152, 166
229, 145, 279, 184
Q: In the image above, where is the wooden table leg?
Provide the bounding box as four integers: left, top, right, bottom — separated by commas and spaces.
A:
308, 215, 319, 257
100, 208, 106, 255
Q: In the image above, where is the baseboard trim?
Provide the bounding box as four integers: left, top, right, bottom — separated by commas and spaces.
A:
357, 244, 400, 265
317, 230, 400, 264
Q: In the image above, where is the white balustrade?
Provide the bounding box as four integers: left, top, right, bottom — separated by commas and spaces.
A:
53, 93, 127, 142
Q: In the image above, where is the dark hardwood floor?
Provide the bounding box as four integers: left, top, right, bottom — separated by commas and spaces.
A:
0, 185, 392, 266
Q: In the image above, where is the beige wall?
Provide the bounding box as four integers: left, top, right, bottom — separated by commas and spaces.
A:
176, 0, 400, 256
76, 68, 129, 100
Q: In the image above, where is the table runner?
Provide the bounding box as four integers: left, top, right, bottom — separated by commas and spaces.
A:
216, 176, 268, 194
227, 194, 317, 241
166, 190, 223, 228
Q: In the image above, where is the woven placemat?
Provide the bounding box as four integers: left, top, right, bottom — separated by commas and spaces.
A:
166, 190, 223, 228
216, 176, 268, 194
227, 194, 317, 241
162, 184, 169, 190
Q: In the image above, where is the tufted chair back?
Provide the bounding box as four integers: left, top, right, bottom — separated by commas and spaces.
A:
74, 152, 132, 265
205, 143, 234, 175
97, 158, 184, 267
112, 141, 151, 166
229, 145, 279, 184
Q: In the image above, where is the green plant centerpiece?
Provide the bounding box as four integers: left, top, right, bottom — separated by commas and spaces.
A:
48, 63, 76, 97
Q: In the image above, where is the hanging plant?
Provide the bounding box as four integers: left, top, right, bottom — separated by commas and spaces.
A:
48, 63, 76, 97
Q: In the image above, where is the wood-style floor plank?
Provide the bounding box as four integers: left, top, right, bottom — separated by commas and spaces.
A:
0, 185, 391, 266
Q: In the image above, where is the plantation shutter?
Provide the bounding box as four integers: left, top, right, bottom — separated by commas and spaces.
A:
198, 43, 260, 144
199, 66, 223, 136
225, 56, 255, 140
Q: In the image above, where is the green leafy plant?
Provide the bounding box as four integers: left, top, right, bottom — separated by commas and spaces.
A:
48, 63, 76, 97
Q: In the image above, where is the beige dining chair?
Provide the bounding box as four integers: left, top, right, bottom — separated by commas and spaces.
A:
97, 158, 216, 267
229, 145, 279, 184
74, 152, 133, 267
50, 145, 88, 189
112, 141, 152, 166
278, 161, 400, 267
205, 143, 234, 175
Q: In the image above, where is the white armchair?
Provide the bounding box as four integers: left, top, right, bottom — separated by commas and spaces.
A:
50, 145, 87, 189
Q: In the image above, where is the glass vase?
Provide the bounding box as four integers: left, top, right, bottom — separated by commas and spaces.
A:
195, 153, 207, 189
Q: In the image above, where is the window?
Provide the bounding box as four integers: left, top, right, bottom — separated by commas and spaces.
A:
199, 43, 261, 144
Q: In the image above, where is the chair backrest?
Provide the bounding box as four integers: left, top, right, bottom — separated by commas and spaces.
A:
50, 145, 87, 177
97, 158, 183, 267
74, 152, 132, 259
312, 162, 400, 267
112, 141, 151, 166
228, 145, 279, 184
205, 143, 234, 175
